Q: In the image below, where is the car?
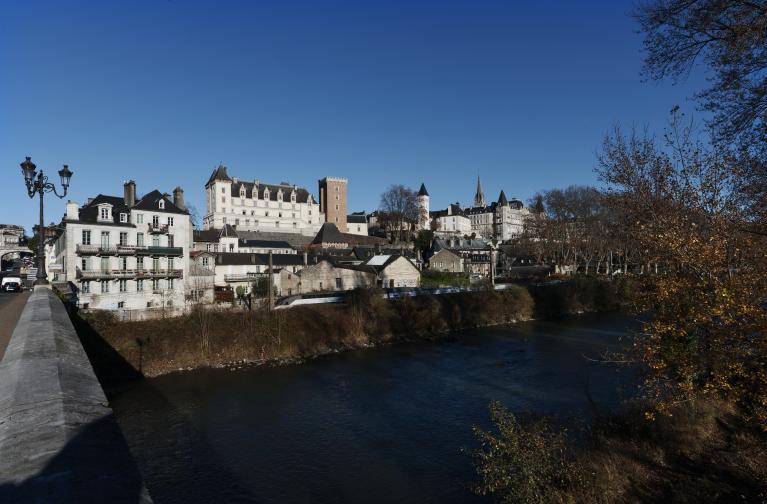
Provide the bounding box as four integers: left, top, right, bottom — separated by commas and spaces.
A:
3, 282, 22, 293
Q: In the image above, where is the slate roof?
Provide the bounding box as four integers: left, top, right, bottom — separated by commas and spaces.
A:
418, 183, 429, 197
231, 180, 314, 204
207, 165, 232, 185
193, 225, 238, 242
236, 230, 313, 249
132, 190, 188, 215
311, 223, 346, 244
498, 190, 508, 206
75, 195, 133, 227
214, 252, 304, 266
430, 203, 465, 218
238, 239, 292, 249
362, 254, 419, 272
347, 212, 367, 224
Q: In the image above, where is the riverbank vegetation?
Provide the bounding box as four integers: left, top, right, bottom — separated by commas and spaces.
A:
72, 278, 630, 384
473, 2, 767, 501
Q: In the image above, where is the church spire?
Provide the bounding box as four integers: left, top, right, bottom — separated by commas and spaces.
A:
474, 175, 486, 207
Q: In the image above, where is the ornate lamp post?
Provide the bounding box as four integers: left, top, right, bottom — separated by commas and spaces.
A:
19, 157, 73, 286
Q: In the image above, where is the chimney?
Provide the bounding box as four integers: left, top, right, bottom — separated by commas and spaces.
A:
124, 180, 136, 207
173, 186, 185, 210
66, 201, 79, 221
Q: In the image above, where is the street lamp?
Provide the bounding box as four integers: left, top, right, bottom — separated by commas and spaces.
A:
19, 156, 73, 286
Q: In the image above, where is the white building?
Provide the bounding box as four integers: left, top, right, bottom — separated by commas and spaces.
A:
50, 181, 192, 311
202, 165, 324, 236
465, 178, 529, 241
346, 212, 369, 236
417, 183, 430, 230
430, 204, 472, 237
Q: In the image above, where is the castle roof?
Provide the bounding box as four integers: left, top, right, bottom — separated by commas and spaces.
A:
418, 183, 429, 197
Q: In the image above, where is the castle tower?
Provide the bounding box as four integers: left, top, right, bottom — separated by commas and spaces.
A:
319, 177, 348, 232
417, 183, 430, 230
474, 175, 486, 208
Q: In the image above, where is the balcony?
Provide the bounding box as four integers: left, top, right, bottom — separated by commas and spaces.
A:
78, 268, 182, 279
224, 273, 263, 283
147, 246, 183, 256
148, 223, 169, 234
116, 245, 147, 255
77, 244, 150, 256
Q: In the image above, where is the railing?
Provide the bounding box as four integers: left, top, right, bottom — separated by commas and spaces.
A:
224, 273, 264, 282
147, 246, 183, 256
77, 244, 152, 255
79, 268, 183, 279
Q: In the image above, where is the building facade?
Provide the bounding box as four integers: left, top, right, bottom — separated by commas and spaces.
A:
346, 212, 368, 236
50, 181, 192, 311
203, 165, 323, 236
318, 177, 348, 232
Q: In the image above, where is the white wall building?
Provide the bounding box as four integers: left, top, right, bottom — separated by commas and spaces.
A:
346, 212, 369, 236
430, 204, 472, 237
50, 181, 192, 311
202, 165, 323, 236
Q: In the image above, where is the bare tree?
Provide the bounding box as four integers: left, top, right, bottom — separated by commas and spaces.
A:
379, 185, 419, 243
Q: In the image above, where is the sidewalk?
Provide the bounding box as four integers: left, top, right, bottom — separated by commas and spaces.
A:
0, 292, 31, 361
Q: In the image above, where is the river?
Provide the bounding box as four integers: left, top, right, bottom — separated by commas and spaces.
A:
110, 312, 638, 503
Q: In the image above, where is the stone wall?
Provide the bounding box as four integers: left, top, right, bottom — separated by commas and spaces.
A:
0, 288, 152, 503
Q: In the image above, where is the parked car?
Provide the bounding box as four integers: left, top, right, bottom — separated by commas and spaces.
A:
1, 276, 23, 292
3, 281, 22, 293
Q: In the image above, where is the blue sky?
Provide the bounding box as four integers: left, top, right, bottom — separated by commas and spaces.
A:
1, 0, 705, 232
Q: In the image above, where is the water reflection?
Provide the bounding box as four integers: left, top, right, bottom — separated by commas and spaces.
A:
111, 312, 638, 504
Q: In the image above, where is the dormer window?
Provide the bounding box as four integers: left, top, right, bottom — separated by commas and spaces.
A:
240, 187, 246, 198
264, 188, 270, 200
158, 199, 165, 210
97, 204, 112, 222
253, 186, 259, 200
277, 190, 283, 202
119, 213, 127, 223
290, 191, 296, 203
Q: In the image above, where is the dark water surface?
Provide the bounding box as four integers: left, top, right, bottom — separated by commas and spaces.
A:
111, 313, 638, 504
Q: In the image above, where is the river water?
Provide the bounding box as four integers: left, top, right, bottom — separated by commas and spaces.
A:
110, 313, 638, 504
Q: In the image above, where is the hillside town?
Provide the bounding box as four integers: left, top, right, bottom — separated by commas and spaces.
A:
1, 165, 537, 318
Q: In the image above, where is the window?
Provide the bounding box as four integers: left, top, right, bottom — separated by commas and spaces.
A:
335, 278, 342, 289
100, 207, 109, 220
222, 187, 225, 193
168, 217, 174, 226
119, 279, 127, 292
277, 190, 283, 202
152, 235, 160, 247
275, 222, 280, 228
100, 231, 110, 248
202, 257, 209, 267
319, 281, 323, 290
152, 279, 160, 291
152, 215, 159, 226
119, 232, 128, 246
158, 200, 165, 210
101, 281, 109, 293
235, 218, 240, 226
223, 217, 227, 224
137, 279, 144, 291
167, 235, 174, 247
206, 243, 212, 252
390, 280, 395, 288
117, 301, 125, 308
240, 188, 246, 198
168, 258, 174, 270
242, 210, 246, 215
82, 230, 91, 245
229, 243, 234, 252
291, 192, 296, 203
119, 213, 127, 223
101, 257, 109, 271
120, 257, 127, 270
168, 278, 174, 290
81, 258, 88, 271
137, 233, 144, 247
278, 212, 282, 218
136, 214, 144, 224
265, 211, 269, 217
137, 257, 144, 270
152, 258, 160, 271
81, 281, 90, 294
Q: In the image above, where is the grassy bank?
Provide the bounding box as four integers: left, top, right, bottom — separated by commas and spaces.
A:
472, 398, 767, 503
72, 277, 632, 384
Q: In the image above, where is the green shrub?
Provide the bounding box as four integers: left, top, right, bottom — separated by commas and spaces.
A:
471, 402, 584, 504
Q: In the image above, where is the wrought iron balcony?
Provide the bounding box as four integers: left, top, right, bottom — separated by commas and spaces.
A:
224, 273, 263, 282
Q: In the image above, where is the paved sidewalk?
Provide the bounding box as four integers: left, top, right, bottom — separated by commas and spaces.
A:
0, 292, 31, 361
